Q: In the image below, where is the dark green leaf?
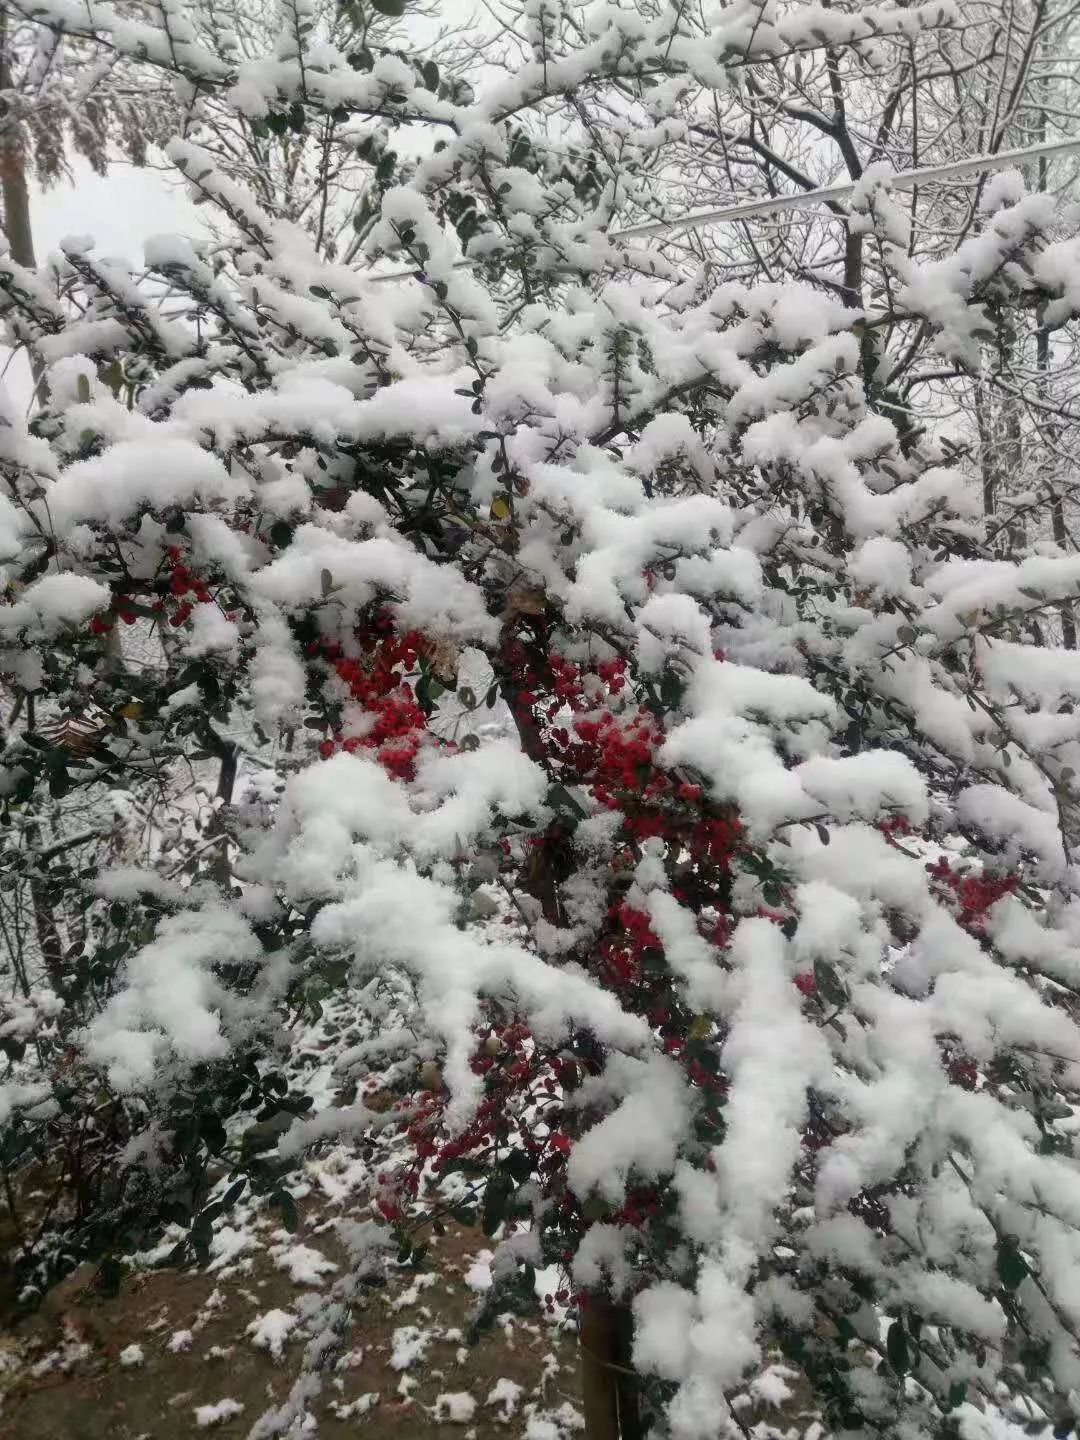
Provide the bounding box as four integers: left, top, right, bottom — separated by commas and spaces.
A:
95, 1255, 126, 1298
814, 958, 848, 1008
199, 1112, 227, 1153
546, 783, 588, 821
886, 1319, 910, 1377
997, 1235, 1029, 1291
505, 1148, 534, 1184
222, 1178, 247, 1209
482, 1176, 512, 1236
271, 1189, 299, 1233
945, 1381, 967, 1411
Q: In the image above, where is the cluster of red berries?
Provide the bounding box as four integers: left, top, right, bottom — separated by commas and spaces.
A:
89, 546, 232, 637
878, 815, 912, 839
573, 709, 663, 802
377, 1023, 569, 1221
89, 607, 135, 636
314, 618, 433, 780
926, 855, 1018, 933
946, 1054, 979, 1090
161, 548, 217, 628
350, 626, 748, 1257
598, 903, 660, 990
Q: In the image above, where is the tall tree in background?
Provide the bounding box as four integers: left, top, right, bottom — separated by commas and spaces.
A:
5, 3, 1080, 1439
0, 2, 176, 266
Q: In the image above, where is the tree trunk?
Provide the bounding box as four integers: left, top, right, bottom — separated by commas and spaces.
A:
0, 134, 35, 269
0, 17, 45, 408
580, 1295, 622, 1440
612, 1301, 644, 1440
1033, 77, 1076, 649
579, 1296, 642, 1440
0, 21, 35, 271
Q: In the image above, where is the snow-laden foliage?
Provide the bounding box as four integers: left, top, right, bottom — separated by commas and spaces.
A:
5, 2, 1080, 1438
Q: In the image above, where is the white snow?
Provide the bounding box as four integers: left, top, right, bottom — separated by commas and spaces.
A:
432, 1391, 477, 1423
194, 1397, 244, 1427
245, 1308, 297, 1361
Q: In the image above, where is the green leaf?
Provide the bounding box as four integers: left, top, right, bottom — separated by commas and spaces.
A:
547, 782, 588, 821
997, 1235, 1029, 1291
945, 1381, 967, 1411
199, 1112, 227, 1153
814, 957, 848, 1008
160, 1199, 190, 1226
95, 1255, 126, 1298
190, 1212, 214, 1256
269, 521, 294, 550
370, 0, 406, 12
46, 753, 71, 799
505, 1148, 534, 1184
98, 360, 124, 397
659, 668, 685, 711
270, 1189, 299, 1233
222, 1178, 247, 1209
76, 372, 92, 403
482, 1175, 512, 1237
886, 1319, 910, 1377
896, 625, 918, 646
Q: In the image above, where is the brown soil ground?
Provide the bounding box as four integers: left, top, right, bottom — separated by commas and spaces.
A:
0, 1218, 581, 1440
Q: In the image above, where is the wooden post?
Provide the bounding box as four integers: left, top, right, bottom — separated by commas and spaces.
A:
580, 1294, 621, 1440
613, 1300, 644, 1440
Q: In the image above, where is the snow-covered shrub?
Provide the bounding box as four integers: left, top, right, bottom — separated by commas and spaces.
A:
4, 1, 1080, 1437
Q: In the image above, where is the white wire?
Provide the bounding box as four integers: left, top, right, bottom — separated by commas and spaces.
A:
613, 134, 1080, 239
362, 133, 1080, 285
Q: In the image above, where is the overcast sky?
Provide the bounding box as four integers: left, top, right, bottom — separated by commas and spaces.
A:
0, 157, 200, 406
35, 157, 198, 266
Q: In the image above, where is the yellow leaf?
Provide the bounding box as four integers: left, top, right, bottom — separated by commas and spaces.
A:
119, 701, 144, 720
688, 1015, 712, 1042
489, 494, 512, 522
